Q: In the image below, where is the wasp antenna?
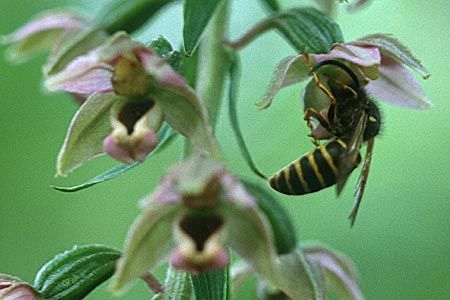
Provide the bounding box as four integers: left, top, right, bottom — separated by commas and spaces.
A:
312, 60, 360, 89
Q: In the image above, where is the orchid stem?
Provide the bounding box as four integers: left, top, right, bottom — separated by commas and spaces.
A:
142, 273, 164, 294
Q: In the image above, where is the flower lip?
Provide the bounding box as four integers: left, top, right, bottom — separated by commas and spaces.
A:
118, 99, 155, 134
179, 214, 224, 251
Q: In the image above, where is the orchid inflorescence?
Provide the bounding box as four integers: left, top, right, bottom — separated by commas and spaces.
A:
1, 0, 430, 299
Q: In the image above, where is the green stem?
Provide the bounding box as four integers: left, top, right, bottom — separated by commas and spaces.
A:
195, 1, 229, 129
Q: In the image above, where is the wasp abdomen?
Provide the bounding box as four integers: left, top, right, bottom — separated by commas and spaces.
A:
269, 139, 355, 195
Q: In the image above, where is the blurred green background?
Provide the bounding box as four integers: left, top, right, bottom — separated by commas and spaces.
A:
0, 0, 448, 299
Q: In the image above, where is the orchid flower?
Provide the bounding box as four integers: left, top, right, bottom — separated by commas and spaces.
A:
258, 34, 431, 139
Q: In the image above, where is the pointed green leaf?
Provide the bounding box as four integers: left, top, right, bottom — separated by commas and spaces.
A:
112, 203, 181, 293
227, 52, 267, 179
56, 93, 120, 177
352, 33, 430, 78
191, 269, 227, 300
34, 244, 121, 300
51, 161, 140, 192
264, 7, 343, 53
99, 0, 176, 34
183, 0, 223, 55
51, 123, 177, 192
302, 242, 363, 300
259, 0, 281, 12
44, 27, 108, 76
241, 179, 297, 255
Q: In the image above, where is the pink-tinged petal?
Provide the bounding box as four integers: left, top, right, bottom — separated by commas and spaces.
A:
137, 49, 187, 88
147, 177, 181, 205
170, 248, 229, 274
306, 247, 363, 300
220, 174, 256, 207
45, 56, 114, 93
314, 44, 381, 67
2, 10, 87, 43
103, 131, 158, 164
257, 55, 311, 109
366, 55, 432, 109
103, 134, 134, 164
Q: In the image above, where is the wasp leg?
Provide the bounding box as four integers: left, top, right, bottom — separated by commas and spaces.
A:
304, 107, 331, 146
325, 75, 358, 99
304, 53, 337, 104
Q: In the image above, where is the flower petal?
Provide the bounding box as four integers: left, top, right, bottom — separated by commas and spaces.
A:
351, 33, 430, 79
314, 44, 381, 67
303, 243, 363, 300
257, 55, 310, 109
2, 10, 87, 43
45, 60, 114, 93
366, 55, 432, 109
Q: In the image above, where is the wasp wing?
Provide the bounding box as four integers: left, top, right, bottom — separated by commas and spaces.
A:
348, 137, 375, 226
336, 111, 367, 195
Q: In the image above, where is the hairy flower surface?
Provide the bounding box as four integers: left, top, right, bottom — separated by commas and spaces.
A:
0, 275, 37, 300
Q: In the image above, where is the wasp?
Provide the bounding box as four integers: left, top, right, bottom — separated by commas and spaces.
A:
269, 56, 381, 226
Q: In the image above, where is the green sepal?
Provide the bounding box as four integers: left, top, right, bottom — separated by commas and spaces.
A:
183, 0, 223, 55
226, 51, 267, 179
241, 179, 297, 255
149, 36, 182, 72
191, 269, 228, 300
265, 7, 343, 53
56, 93, 119, 177
51, 123, 177, 192
44, 28, 108, 76
111, 203, 180, 293
33, 244, 121, 300
98, 0, 176, 34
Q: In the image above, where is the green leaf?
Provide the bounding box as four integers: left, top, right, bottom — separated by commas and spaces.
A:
149, 36, 183, 72
44, 28, 108, 76
259, 0, 281, 12
99, 0, 176, 34
266, 7, 343, 53
52, 162, 140, 192
34, 244, 121, 300
227, 51, 267, 179
352, 33, 430, 78
56, 93, 120, 177
183, 0, 223, 55
191, 269, 227, 300
111, 203, 180, 293
241, 179, 297, 255
51, 123, 177, 192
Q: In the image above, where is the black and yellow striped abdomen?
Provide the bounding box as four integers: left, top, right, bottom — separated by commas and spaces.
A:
269, 139, 359, 195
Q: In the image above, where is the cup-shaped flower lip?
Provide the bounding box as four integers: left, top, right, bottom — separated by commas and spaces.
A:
103, 98, 164, 164
170, 213, 229, 273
